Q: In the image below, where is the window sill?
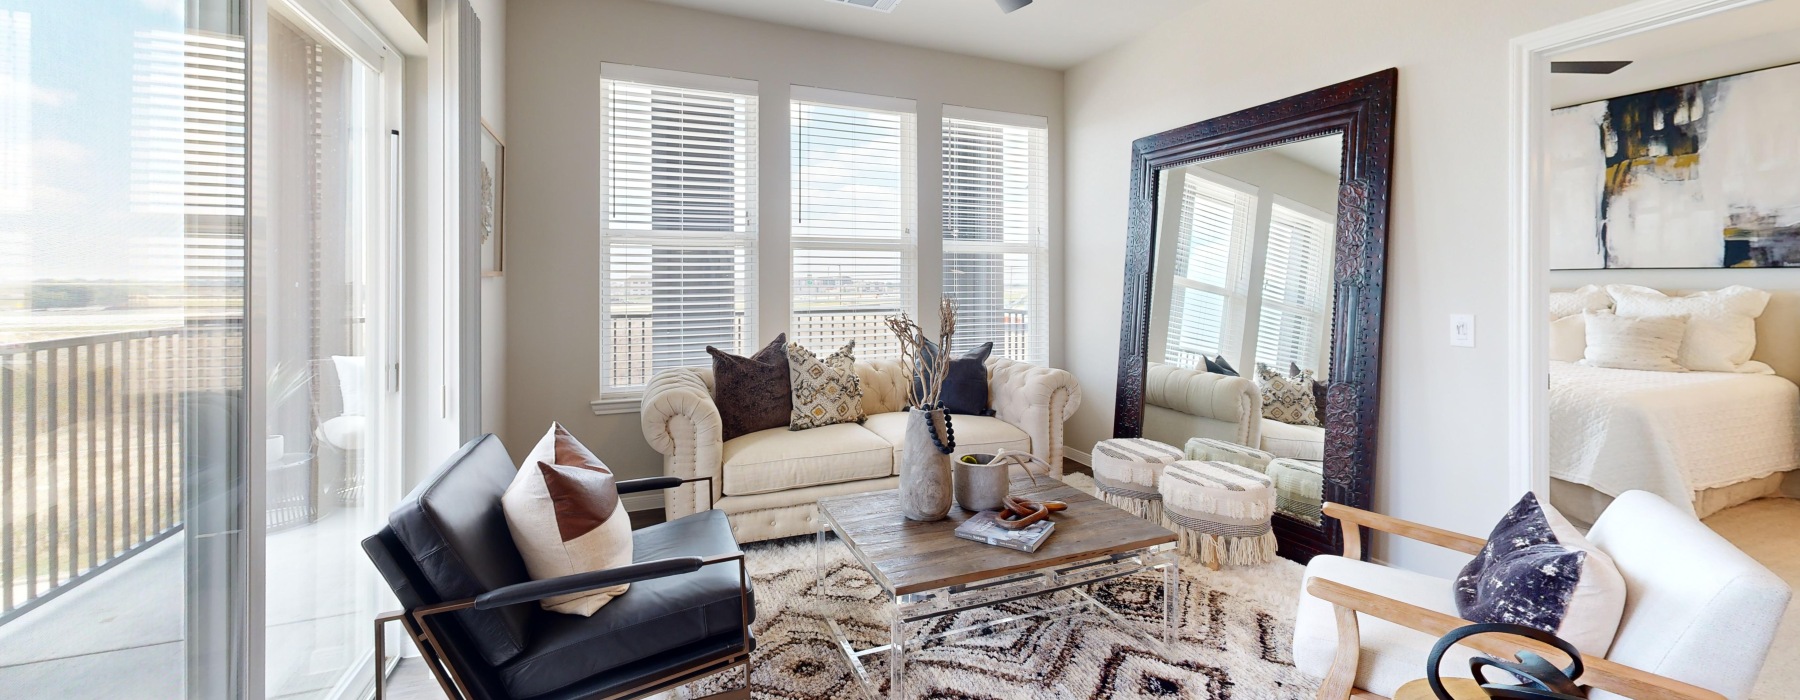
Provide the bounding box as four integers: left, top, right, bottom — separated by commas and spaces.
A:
590, 396, 642, 416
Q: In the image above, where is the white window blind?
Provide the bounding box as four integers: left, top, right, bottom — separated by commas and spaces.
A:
1163, 175, 1255, 369
790, 88, 916, 360
600, 66, 758, 395
1253, 202, 1335, 374
941, 108, 1048, 365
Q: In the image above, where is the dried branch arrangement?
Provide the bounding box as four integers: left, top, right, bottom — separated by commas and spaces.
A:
885, 298, 958, 410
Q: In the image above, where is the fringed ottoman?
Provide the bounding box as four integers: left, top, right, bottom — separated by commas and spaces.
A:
1159, 460, 1278, 570
1183, 437, 1275, 473
1090, 438, 1183, 522
1267, 458, 1325, 525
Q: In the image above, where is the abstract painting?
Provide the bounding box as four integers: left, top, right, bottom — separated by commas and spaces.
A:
1549, 62, 1800, 269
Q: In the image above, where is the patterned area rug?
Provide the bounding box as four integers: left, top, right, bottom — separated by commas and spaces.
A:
663, 475, 1321, 700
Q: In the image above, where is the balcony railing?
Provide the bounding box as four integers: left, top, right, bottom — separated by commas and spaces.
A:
0, 320, 241, 625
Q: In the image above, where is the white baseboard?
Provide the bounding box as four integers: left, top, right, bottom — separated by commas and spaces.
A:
1064, 445, 1091, 467
622, 491, 665, 512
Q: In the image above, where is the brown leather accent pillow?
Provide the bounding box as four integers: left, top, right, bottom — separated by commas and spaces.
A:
501, 423, 635, 616
539, 461, 621, 542
709, 333, 792, 441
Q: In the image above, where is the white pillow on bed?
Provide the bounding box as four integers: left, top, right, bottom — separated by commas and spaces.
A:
1550, 284, 1612, 320
1606, 285, 1770, 373
1550, 314, 1587, 362
1582, 311, 1687, 372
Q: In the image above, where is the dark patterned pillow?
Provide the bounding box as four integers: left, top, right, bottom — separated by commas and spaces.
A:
1454, 492, 1627, 655
708, 334, 791, 441
913, 338, 993, 416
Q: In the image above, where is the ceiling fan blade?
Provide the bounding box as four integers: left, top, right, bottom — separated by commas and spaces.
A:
996, 0, 1033, 13
1551, 61, 1633, 75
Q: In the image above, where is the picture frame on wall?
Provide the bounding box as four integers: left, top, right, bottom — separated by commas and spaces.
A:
480, 120, 505, 276
1548, 61, 1800, 270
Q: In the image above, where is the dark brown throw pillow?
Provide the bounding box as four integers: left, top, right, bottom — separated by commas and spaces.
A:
709, 334, 792, 441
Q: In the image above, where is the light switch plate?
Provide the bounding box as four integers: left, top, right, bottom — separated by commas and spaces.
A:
1450, 314, 1476, 347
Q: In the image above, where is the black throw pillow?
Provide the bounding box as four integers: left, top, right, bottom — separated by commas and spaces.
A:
913, 338, 994, 416
708, 333, 791, 441
1204, 355, 1239, 376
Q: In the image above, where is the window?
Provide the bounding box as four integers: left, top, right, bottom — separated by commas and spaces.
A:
1162, 174, 1255, 369
1253, 201, 1335, 373
599, 65, 758, 395
941, 106, 1048, 364
790, 87, 915, 360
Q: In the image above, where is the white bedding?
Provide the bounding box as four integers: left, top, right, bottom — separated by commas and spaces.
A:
1549, 360, 1800, 514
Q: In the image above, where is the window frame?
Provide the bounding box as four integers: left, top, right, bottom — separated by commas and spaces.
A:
1252, 195, 1336, 375
787, 85, 919, 361
940, 105, 1050, 365
595, 63, 760, 407
1158, 169, 1258, 370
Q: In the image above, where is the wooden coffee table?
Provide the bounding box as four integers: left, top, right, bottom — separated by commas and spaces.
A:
815, 478, 1179, 698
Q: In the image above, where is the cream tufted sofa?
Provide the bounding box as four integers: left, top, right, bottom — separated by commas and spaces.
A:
640, 357, 1082, 543
1142, 362, 1324, 462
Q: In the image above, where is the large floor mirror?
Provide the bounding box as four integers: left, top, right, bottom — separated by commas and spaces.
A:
1113, 70, 1397, 562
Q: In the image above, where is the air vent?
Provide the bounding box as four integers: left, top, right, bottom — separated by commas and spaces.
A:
827, 0, 904, 12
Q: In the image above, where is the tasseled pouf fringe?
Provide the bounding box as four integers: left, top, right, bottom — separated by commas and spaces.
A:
1101, 491, 1163, 523
1173, 527, 1279, 569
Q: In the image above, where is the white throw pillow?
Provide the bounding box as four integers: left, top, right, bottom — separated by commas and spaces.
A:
1548, 314, 1587, 362
1456, 492, 1627, 657
1582, 311, 1687, 372
1607, 285, 1770, 372
1549, 284, 1611, 320
501, 422, 635, 616
332, 355, 365, 416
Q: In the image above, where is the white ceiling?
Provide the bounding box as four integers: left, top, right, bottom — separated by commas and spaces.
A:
637, 0, 1202, 69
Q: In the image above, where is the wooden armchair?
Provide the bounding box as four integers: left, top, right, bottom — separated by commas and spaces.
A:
1300, 495, 1788, 700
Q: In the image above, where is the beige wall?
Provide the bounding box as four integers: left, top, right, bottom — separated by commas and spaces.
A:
471, 0, 507, 443
1063, 0, 1635, 575
505, 0, 1064, 484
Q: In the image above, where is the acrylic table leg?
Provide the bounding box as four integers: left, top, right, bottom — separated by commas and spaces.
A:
890, 607, 907, 699
1160, 552, 1178, 644
814, 523, 826, 588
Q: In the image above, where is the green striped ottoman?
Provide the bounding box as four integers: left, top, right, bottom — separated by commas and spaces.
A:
1183, 437, 1276, 473
1089, 438, 1183, 522
1158, 460, 1277, 570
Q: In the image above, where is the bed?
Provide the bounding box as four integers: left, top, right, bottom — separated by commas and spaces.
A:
1549, 360, 1800, 526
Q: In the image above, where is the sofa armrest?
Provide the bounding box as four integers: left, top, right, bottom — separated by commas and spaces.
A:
1306, 578, 1725, 700
1145, 363, 1262, 446
640, 368, 724, 520
986, 357, 1082, 477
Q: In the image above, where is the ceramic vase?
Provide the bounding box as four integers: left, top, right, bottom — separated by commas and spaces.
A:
900, 408, 954, 521
953, 453, 1011, 512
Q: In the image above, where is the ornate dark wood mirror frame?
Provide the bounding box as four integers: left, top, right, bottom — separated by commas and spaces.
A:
1112, 69, 1396, 563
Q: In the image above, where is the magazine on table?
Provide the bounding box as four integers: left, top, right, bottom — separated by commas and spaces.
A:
954, 511, 1056, 553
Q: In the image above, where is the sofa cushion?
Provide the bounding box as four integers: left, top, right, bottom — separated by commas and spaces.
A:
1260, 418, 1325, 461
388, 435, 534, 666
864, 412, 1030, 468
497, 509, 752, 699
722, 423, 893, 496
1294, 555, 1479, 697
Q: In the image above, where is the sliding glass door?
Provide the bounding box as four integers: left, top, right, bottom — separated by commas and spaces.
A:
260, 2, 398, 698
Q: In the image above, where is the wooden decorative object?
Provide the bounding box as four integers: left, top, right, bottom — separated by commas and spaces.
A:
1112, 69, 1398, 563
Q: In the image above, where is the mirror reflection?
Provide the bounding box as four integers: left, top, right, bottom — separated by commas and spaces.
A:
1141, 134, 1343, 525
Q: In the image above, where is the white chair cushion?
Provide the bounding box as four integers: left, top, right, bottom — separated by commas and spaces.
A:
863, 411, 1030, 467
722, 423, 893, 496
1295, 555, 1479, 698
1260, 418, 1325, 461
316, 415, 365, 451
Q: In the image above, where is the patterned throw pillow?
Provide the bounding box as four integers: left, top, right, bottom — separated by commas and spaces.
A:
1455, 492, 1626, 656
1256, 362, 1320, 427
787, 340, 867, 430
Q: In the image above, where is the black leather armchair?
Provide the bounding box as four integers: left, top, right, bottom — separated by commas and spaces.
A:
363, 435, 753, 700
